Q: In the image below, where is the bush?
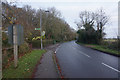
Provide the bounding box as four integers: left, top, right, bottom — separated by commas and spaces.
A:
2, 32, 11, 48
107, 42, 118, 50
77, 29, 98, 44
118, 39, 120, 50
101, 40, 119, 51
30, 40, 53, 48
2, 48, 13, 69
2, 42, 30, 69
19, 41, 30, 54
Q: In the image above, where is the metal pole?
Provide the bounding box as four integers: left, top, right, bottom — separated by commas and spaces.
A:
0, 0, 2, 79
118, 1, 120, 78
40, 9, 43, 49
13, 25, 18, 68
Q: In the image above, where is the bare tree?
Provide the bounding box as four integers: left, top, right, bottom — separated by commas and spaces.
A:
76, 11, 95, 30
95, 8, 109, 40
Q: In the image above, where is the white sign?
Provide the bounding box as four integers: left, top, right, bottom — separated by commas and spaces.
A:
42, 31, 45, 36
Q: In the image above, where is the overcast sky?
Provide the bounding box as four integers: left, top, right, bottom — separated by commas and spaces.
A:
7, 0, 119, 38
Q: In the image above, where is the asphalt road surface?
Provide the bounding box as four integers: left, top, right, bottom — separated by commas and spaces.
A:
56, 41, 120, 78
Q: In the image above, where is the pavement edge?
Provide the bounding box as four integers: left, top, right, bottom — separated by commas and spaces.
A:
53, 51, 64, 79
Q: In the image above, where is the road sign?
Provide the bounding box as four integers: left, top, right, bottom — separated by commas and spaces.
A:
41, 31, 45, 36
8, 25, 13, 44
35, 28, 41, 30
8, 24, 24, 45
17, 24, 24, 45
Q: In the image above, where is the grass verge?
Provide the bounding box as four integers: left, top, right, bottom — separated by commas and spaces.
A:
3, 49, 46, 78
77, 42, 120, 55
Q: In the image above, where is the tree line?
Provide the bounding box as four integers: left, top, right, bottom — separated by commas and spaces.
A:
2, 2, 76, 47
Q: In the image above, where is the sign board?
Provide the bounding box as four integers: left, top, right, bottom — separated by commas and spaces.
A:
41, 31, 45, 36
8, 25, 13, 45
35, 28, 41, 30
8, 24, 24, 45
17, 24, 24, 45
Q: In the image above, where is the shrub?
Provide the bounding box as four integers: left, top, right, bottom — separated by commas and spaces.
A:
2, 32, 11, 48
30, 40, 53, 48
18, 41, 30, 54
107, 42, 118, 50
101, 40, 119, 51
118, 39, 120, 51
2, 48, 13, 69
77, 29, 98, 44
2, 42, 30, 69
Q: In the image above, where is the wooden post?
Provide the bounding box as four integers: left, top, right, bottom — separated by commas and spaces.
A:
13, 25, 18, 68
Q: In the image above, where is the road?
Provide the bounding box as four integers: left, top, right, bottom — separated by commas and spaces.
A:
56, 41, 120, 78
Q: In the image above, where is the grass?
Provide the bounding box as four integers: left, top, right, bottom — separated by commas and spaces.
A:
77, 42, 120, 55
3, 49, 46, 78
103, 39, 117, 42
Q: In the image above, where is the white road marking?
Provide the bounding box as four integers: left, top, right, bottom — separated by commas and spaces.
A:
102, 63, 120, 73
55, 46, 61, 53
55, 48, 57, 53
74, 41, 76, 44
72, 47, 76, 50
55, 51, 56, 53
72, 46, 91, 58
58, 45, 61, 48
79, 51, 91, 58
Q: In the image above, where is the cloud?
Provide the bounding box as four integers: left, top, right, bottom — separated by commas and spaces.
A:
7, 0, 119, 3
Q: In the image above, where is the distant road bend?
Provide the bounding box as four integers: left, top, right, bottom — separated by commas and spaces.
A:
56, 41, 120, 78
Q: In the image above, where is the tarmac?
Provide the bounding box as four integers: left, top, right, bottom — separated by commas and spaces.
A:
34, 44, 60, 78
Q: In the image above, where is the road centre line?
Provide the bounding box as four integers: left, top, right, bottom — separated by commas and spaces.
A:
72, 47, 75, 49
72, 46, 91, 58
79, 51, 91, 58
102, 62, 120, 73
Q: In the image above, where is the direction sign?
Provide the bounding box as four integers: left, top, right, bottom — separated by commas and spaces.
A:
35, 28, 41, 30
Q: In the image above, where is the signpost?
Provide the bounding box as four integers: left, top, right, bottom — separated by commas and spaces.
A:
8, 24, 24, 68
35, 9, 49, 49
8, 24, 24, 45
13, 25, 18, 68
35, 27, 46, 49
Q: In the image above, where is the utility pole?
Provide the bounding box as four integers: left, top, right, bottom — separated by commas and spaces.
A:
40, 9, 43, 49
13, 24, 18, 68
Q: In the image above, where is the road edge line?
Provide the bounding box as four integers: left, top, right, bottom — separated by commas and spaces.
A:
102, 62, 120, 73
